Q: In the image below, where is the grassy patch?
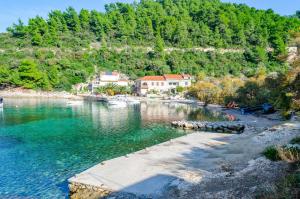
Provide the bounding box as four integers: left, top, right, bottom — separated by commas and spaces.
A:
278, 146, 300, 163
255, 164, 300, 199
263, 146, 281, 161
260, 143, 300, 198
274, 164, 300, 199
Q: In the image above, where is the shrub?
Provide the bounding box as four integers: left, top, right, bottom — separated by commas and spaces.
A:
263, 146, 281, 161
95, 83, 132, 96
176, 86, 184, 93
277, 145, 300, 163
188, 81, 221, 106
234, 81, 270, 107
263, 144, 300, 163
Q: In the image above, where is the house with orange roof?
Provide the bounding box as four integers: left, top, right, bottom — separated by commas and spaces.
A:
135, 74, 192, 96
89, 71, 130, 93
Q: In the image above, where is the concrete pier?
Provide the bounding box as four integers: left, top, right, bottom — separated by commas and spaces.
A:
68, 132, 231, 198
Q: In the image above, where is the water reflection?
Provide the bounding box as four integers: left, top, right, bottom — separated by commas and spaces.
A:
140, 101, 226, 124
140, 102, 190, 124
0, 98, 226, 127
0, 98, 226, 198
0, 107, 3, 120
187, 108, 227, 121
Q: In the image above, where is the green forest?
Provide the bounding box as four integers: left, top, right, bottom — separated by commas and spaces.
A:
0, 0, 300, 90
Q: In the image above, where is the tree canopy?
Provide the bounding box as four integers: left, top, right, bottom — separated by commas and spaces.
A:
0, 0, 300, 91
7, 0, 300, 52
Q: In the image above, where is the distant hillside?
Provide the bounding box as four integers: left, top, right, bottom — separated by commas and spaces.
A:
0, 0, 300, 91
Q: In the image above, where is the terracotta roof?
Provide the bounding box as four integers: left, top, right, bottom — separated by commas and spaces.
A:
139, 76, 165, 81
138, 74, 192, 81
163, 74, 184, 80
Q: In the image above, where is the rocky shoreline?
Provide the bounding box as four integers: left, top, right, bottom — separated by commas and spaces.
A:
0, 89, 83, 100
171, 121, 246, 134
69, 182, 112, 199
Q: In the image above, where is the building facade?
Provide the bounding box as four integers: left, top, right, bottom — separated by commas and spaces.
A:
89, 71, 130, 93
135, 74, 192, 96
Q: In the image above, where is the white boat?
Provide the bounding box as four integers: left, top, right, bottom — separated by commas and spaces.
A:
126, 98, 140, 105
66, 100, 84, 106
107, 100, 127, 108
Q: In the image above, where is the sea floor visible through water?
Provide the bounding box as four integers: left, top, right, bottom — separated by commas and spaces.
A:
0, 98, 226, 198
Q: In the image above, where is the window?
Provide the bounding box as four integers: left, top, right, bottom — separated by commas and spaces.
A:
169, 83, 172, 86
161, 82, 164, 86
185, 82, 188, 86
156, 82, 159, 86
152, 82, 154, 86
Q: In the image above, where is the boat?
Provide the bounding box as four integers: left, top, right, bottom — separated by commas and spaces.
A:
107, 100, 127, 108
240, 103, 275, 115
0, 97, 3, 108
126, 98, 140, 105
66, 100, 84, 106
114, 95, 140, 105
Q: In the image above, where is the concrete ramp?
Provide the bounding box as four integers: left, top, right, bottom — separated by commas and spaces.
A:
68, 132, 230, 198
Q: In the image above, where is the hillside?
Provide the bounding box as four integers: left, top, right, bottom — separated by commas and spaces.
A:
0, 0, 300, 91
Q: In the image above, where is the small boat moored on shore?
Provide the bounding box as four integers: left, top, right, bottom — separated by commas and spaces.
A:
106, 95, 140, 107
107, 100, 127, 108
126, 98, 140, 105
66, 100, 84, 106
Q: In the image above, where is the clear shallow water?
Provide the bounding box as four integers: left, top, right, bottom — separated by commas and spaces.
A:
0, 98, 225, 198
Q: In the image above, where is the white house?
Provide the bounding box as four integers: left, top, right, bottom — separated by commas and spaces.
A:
135, 74, 192, 96
89, 71, 130, 93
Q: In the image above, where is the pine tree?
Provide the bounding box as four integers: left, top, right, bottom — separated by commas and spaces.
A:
64, 7, 81, 32
154, 35, 165, 53
79, 9, 90, 30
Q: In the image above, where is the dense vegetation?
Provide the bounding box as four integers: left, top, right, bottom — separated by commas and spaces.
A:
188, 61, 300, 116
0, 0, 300, 91
95, 83, 132, 96
5, 0, 300, 50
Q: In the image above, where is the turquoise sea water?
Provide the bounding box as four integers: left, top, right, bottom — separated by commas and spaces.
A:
0, 98, 224, 198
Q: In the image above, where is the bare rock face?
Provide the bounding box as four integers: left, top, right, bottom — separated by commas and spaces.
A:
171, 121, 246, 134
69, 182, 112, 199
287, 46, 298, 63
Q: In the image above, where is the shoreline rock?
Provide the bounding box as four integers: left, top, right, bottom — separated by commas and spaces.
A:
171, 121, 246, 134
